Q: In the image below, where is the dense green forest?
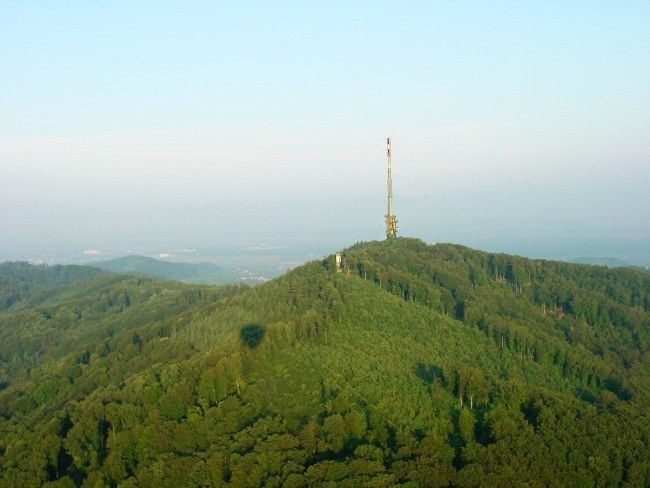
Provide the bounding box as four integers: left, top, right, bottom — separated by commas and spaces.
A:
0, 239, 648, 487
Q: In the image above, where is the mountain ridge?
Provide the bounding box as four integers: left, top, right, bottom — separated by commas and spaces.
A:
89, 254, 234, 284
569, 256, 633, 268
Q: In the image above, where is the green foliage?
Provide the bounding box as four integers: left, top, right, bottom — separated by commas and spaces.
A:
1, 240, 649, 486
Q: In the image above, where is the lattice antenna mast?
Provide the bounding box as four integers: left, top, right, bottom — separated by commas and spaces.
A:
385, 137, 398, 238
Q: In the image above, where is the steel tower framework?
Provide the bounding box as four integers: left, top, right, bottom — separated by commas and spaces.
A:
385, 137, 398, 238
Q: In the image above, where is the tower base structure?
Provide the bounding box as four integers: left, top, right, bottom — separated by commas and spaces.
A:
385, 214, 398, 239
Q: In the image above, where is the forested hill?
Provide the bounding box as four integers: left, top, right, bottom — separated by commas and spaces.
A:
90, 255, 232, 285
341, 239, 649, 397
0, 262, 106, 312
0, 239, 648, 487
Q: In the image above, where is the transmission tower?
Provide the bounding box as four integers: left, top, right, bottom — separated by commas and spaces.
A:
385, 137, 398, 238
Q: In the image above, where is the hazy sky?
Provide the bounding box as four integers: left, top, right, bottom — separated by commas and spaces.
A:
1, 2, 649, 261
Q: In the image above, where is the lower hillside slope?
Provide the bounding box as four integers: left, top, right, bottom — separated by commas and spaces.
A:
0, 239, 648, 487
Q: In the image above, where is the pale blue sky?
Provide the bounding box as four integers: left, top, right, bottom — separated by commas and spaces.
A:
1, 2, 649, 261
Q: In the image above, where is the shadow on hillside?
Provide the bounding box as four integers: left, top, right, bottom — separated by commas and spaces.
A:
239, 323, 265, 348
414, 361, 445, 386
